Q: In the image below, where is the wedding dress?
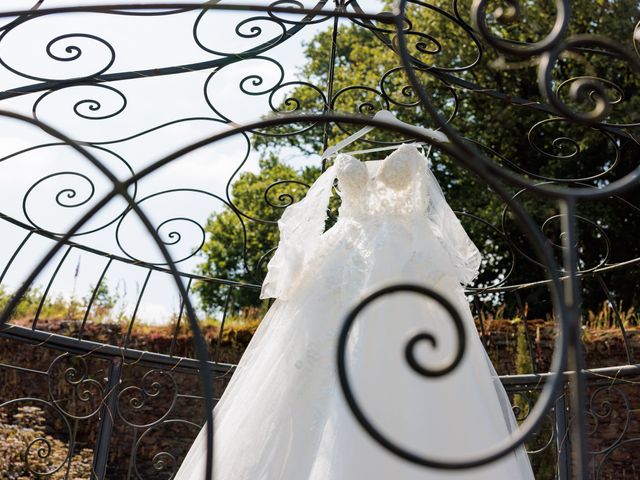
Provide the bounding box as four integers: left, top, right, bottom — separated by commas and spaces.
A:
175, 144, 534, 479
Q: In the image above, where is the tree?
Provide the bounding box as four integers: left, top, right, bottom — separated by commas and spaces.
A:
199, 0, 640, 315
195, 155, 320, 314
84, 280, 118, 320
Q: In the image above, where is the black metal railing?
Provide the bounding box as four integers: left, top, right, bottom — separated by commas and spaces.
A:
0, 1, 638, 478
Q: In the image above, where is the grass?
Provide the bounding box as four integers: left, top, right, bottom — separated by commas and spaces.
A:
2, 283, 639, 341
584, 301, 638, 330
0, 282, 127, 325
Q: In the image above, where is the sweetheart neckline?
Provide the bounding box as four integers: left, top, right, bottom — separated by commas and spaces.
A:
334, 143, 426, 184
334, 142, 423, 164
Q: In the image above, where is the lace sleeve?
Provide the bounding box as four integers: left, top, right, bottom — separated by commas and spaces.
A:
420, 160, 482, 286
260, 164, 338, 300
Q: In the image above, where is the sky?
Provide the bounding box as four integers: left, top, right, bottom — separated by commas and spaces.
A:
0, 0, 385, 323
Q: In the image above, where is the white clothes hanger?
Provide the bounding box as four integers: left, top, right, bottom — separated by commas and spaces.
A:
321, 109, 448, 160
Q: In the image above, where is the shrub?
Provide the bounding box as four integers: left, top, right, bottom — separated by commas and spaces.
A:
0, 405, 93, 479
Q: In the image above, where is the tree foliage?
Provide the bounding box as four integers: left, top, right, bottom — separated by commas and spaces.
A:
198, 0, 640, 315
195, 156, 320, 314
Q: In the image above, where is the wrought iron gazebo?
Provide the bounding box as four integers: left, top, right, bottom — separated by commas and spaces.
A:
0, 1, 639, 479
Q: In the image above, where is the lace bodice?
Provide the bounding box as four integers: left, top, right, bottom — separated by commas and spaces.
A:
335, 145, 422, 193
373, 144, 421, 191
260, 143, 481, 300
335, 144, 430, 220
335, 145, 429, 221
334, 154, 368, 217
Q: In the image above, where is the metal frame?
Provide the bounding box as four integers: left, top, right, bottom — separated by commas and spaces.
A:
0, 1, 637, 478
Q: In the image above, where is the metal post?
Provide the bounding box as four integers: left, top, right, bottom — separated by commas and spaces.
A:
555, 385, 570, 480
320, 0, 345, 170
92, 357, 123, 479
560, 197, 588, 478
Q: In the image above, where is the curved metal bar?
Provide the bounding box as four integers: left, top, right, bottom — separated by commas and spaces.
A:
0, 0, 44, 33
0, 107, 590, 476
336, 284, 467, 469
0, 213, 261, 291
132, 418, 202, 479
0, 109, 217, 480
595, 437, 640, 478
0, 0, 636, 471
586, 385, 631, 456
0, 230, 33, 285
0, 322, 236, 377
0, 2, 391, 102
213, 286, 234, 364
538, 35, 640, 126
393, 3, 640, 200
595, 274, 634, 365
32, 246, 73, 330
470, 0, 570, 57
122, 269, 152, 350
374, 3, 573, 467
0, 397, 75, 476
169, 277, 193, 358
78, 257, 113, 341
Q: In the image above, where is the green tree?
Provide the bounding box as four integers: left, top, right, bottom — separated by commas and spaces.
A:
83, 279, 119, 320
199, 0, 640, 315
195, 155, 320, 314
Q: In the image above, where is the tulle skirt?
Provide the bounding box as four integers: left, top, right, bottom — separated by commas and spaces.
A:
175, 236, 534, 480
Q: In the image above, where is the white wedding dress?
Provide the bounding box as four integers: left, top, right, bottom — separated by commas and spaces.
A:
175, 144, 534, 479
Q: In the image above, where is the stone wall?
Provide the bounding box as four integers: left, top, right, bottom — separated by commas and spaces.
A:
1, 318, 639, 478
